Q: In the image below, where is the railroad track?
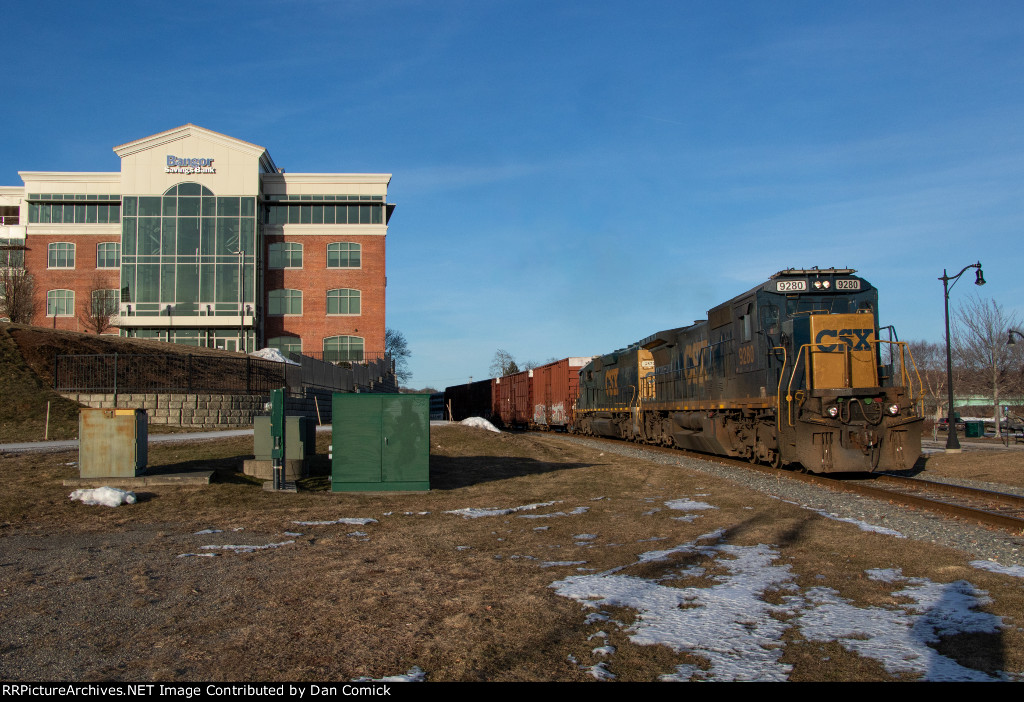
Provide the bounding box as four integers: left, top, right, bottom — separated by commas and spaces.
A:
834, 474, 1024, 532
547, 432, 1024, 533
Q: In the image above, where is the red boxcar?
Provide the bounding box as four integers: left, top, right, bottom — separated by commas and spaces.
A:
496, 369, 533, 428
530, 357, 592, 430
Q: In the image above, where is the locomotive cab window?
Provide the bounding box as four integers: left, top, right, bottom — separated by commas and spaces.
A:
760, 304, 779, 335
736, 303, 753, 343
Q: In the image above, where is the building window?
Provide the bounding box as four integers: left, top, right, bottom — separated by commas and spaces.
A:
268, 289, 302, 315
0, 237, 24, 268
327, 242, 360, 268
327, 288, 360, 315
97, 242, 120, 269
29, 198, 121, 225
268, 242, 303, 269
46, 289, 74, 316
47, 243, 75, 269
267, 335, 302, 357
324, 335, 364, 362
91, 289, 119, 317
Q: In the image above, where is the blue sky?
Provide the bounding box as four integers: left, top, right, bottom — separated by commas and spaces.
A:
5, 1, 1023, 389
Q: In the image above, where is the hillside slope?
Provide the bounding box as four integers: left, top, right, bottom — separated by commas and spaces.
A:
0, 325, 83, 442
0, 323, 249, 443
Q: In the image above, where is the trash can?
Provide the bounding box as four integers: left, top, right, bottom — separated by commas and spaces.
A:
964, 421, 985, 438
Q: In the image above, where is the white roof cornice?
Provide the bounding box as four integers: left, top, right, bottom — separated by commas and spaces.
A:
19, 172, 121, 184
262, 173, 392, 185
113, 124, 269, 160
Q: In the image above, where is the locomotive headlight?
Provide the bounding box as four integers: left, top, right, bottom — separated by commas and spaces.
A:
821, 280, 831, 289
826, 405, 839, 418
887, 403, 900, 416
813, 280, 822, 289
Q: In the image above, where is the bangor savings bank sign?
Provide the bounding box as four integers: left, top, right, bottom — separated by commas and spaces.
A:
165, 156, 216, 175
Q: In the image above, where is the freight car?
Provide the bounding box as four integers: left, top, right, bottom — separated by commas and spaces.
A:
445, 356, 593, 430
443, 378, 495, 421
573, 268, 923, 473
531, 357, 593, 430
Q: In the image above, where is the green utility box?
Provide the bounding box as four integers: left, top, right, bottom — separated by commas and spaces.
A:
964, 421, 985, 438
332, 394, 430, 492
78, 408, 148, 478
254, 415, 315, 460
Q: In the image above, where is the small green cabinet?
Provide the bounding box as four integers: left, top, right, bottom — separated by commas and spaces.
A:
331, 394, 430, 491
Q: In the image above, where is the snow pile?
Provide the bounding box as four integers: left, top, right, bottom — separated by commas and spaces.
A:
460, 417, 500, 432
69, 487, 136, 507
250, 347, 300, 365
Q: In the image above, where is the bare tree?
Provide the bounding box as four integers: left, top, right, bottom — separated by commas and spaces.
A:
0, 266, 36, 324
951, 295, 1024, 436
490, 349, 519, 377
385, 328, 412, 384
907, 339, 950, 438
81, 276, 119, 334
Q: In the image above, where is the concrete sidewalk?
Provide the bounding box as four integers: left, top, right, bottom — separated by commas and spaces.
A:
1, 424, 336, 454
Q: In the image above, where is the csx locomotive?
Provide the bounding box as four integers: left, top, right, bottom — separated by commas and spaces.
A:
573, 268, 922, 472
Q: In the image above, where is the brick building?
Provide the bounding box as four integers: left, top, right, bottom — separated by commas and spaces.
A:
0, 125, 393, 359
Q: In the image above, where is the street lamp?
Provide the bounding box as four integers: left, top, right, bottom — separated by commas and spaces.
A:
1008, 329, 1024, 345
939, 261, 985, 452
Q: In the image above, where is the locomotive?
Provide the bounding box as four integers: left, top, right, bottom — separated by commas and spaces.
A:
572, 268, 923, 472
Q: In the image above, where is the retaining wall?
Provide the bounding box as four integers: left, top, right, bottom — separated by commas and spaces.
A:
59, 390, 333, 427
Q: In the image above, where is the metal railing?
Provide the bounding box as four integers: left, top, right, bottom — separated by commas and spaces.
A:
55, 353, 287, 394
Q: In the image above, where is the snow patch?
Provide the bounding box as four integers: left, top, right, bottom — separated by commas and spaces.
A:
970, 560, 1024, 578
665, 498, 717, 511
293, 517, 378, 526
446, 501, 560, 519
352, 666, 426, 682
551, 530, 1008, 681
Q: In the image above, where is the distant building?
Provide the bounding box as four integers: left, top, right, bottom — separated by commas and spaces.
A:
0, 124, 394, 360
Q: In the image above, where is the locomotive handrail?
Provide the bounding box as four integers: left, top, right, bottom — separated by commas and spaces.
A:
873, 339, 923, 408
773, 345, 787, 431
786, 343, 811, 427
785, 338, 924, 427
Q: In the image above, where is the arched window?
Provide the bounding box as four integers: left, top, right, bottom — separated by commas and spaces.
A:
268, 289, 302, 315
46, 289, 74, 316
47, 243, 75, 268
268, 242, 303, 269
91, 289, 119, 316
327, 242, 360, 268
326, 288, 360, 315
324, 335, 364, 362
97, 242, 120, 269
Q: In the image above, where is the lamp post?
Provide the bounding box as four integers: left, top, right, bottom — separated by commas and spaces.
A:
939, 261, 985, 452
1008, 329, 1024, 345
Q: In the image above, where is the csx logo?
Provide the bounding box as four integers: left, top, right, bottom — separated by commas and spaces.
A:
815, 328, 873, 352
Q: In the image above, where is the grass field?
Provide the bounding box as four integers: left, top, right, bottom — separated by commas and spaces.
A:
2, 425, 1022, 682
